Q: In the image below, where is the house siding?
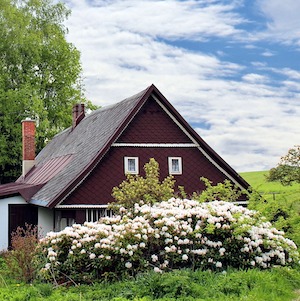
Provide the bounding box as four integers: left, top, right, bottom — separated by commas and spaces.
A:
116, 97, 192, 144
62, 146, 230, 206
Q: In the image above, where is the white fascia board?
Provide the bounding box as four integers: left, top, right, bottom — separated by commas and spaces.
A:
55, 204, 109, 209
112, 143, 198, 147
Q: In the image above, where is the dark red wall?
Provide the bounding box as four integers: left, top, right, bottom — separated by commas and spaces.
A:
117, 97, 191, 144
63, 146, 230, 205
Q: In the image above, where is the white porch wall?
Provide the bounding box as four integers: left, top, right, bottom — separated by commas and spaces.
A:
0, 195, 27, 251
38, 207, 54, 237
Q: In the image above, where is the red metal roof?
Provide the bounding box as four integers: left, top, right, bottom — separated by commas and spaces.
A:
0, 182, 45, 201
17, 154, 73, 185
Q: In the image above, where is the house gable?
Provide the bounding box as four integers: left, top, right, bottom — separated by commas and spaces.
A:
116, 96, 192, 144
60, 90, 249, 208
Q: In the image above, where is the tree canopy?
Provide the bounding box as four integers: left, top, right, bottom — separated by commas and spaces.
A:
0, 0, 95, 183
267, 145, 300, 186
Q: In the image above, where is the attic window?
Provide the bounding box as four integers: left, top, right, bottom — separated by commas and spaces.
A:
124, 157, 139, 174
168, 157, 182, 175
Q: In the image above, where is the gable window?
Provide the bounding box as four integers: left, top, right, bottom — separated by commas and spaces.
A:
168, 157, 182, 175
124, 157, 139, 174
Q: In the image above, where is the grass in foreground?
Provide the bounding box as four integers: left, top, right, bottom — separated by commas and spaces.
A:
0, 267, 300, 301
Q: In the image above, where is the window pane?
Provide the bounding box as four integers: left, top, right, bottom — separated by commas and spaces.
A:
168, 157, 182, 174
172, 159, 179, 172
128, 158, 136, 171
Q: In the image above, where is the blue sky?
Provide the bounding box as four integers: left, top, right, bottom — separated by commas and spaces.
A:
62, 0, 300, 172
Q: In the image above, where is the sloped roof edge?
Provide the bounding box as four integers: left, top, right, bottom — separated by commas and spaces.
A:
46, 84, 155, 208
0, 182, 45, 202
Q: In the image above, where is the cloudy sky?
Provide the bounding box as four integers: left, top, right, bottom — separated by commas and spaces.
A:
62, 0, 300, 172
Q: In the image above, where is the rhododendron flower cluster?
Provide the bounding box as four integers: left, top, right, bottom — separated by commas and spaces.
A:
37, 199, 299, 283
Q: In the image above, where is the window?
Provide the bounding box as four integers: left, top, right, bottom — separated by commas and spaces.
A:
124, 157, 139, 174
54, 210, 76, 231
86, 208, 113, 222
168, 157, 182, 175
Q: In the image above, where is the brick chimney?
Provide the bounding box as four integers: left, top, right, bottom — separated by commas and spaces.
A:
72, 104, 85, 129
22, 118, 36, 177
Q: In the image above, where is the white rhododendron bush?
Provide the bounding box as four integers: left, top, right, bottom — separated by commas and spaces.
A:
37, 199, 299, 283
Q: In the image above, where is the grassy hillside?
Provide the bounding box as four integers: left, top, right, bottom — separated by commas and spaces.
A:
240, 170, 300, 203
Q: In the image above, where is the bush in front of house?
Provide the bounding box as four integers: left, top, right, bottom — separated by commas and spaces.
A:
4, 223, 39, 283
36, 198, 299, 284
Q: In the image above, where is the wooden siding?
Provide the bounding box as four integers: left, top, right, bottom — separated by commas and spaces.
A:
116, 97, 192, 144
62, 146, 231, 206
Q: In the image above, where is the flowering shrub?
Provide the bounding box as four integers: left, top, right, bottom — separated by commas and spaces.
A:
37, 199, 299, 284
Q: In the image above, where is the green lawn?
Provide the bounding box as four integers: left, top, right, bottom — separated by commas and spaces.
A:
240, 170, 300, 203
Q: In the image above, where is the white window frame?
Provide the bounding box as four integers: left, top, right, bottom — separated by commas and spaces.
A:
124, 157, 139, 174
168, 157, 182, 175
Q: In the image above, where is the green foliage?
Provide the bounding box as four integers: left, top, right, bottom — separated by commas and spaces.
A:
4, 224, 39, 283
192, 177, 244, 202
267, 145, 300, 186
111, 158, 175, 210
0, 268, 299, 300
0, 0, 96, 183
242, 170, 300, 247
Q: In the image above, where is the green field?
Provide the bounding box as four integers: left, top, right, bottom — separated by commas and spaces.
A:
240, 170, 300, 203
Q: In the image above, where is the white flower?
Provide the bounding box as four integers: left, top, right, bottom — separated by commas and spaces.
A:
80, 249, 86, 254
151, 254, 158, 262
182, 254, 188, 261
154, 267, 162, 273
125, 262, 132, 269
215, 261, 222, 268
89, 253, 96, 259
165, 246, 171, 253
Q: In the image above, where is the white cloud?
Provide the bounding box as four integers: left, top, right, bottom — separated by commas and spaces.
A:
242, 73, 269, 83
257, 0, 300, 43
60, 0, 300, 172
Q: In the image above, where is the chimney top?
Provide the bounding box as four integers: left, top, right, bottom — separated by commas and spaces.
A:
22, 119, 36, 177
72, 104, 85, 128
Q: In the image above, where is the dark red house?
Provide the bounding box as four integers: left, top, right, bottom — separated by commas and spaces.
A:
0, 84, 249, 249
